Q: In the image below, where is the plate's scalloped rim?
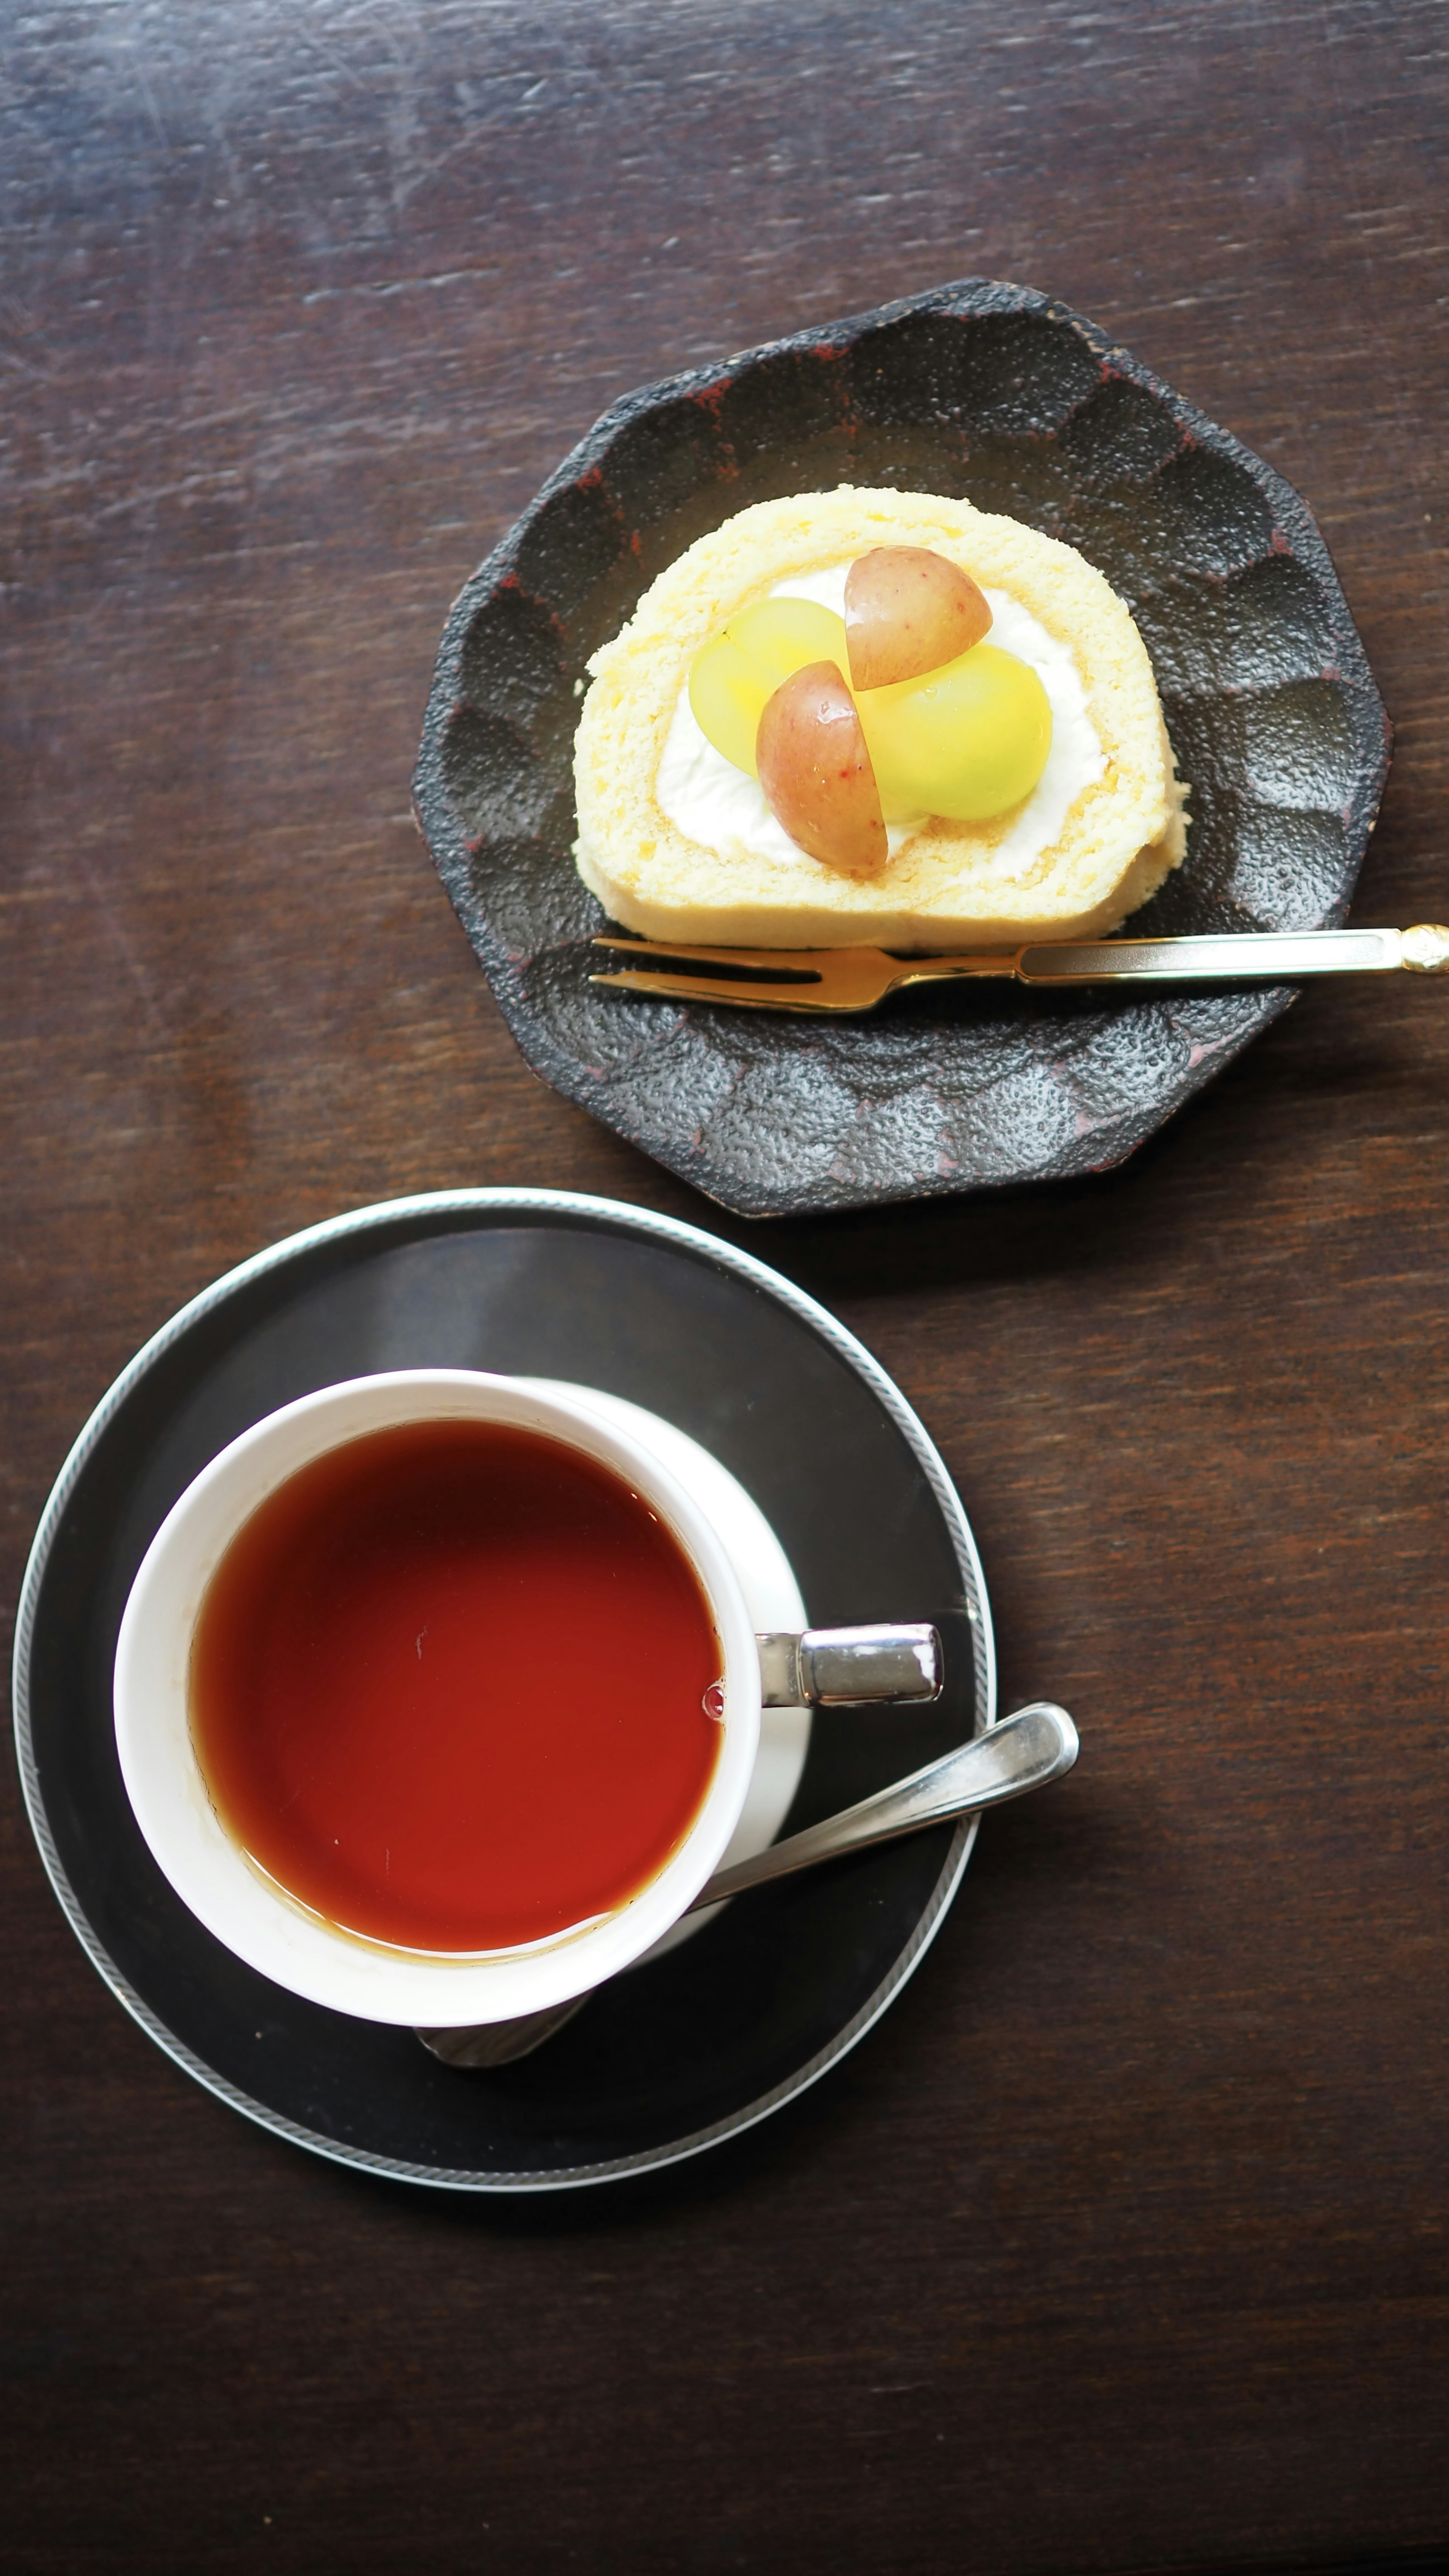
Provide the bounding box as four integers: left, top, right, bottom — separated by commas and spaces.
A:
13, 1186, 995, 2193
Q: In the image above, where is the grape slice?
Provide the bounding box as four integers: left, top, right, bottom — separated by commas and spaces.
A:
755, 662, 888, 875
844, 547, 992, 692
859, 643, 1052, 822
689, 597, 850, 775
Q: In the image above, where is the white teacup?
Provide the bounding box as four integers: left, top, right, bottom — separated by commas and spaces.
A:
114, 1370, 768, 2028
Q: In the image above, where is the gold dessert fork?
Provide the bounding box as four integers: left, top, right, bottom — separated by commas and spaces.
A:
591, 924, 1449, 1015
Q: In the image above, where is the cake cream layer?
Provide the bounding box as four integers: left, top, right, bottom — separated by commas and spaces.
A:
573, 486, 1188, 953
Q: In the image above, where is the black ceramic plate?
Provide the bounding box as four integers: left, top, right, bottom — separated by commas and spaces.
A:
414, 277, 1390, 1220
14, 1190, 992, 2192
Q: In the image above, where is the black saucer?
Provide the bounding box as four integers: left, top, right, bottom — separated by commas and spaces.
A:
14, 1191, 992, 2191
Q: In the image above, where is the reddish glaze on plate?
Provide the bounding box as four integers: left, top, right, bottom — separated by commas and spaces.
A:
189, 1419, 722, 1951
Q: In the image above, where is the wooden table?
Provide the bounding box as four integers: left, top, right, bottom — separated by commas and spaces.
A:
3, 6, 1446, 2568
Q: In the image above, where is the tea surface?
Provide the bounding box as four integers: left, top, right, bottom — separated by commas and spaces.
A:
189, 1418, 722, 1949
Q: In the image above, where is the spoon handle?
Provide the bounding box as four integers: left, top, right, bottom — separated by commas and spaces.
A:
688, 1701, 1078, 1910
416, 1705, 1077, 2068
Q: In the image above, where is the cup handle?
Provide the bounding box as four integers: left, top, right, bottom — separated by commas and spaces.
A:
756, 1624, 942, 1708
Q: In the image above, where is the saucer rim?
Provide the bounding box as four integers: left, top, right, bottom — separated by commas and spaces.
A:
12, 1186, 995, 2193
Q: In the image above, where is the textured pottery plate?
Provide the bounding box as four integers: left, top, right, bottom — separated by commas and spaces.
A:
414, 278, 1390, 1219
15, 1190, 992, 2192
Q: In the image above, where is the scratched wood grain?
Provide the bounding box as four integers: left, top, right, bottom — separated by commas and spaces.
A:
2, 4, 1447, 2571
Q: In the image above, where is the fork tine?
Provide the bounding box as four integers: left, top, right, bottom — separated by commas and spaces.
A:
591, 934, 832, 975
589, 969, 854, 1013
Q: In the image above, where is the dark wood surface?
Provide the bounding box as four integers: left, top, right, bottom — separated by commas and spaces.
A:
3, 6, 1447, 2568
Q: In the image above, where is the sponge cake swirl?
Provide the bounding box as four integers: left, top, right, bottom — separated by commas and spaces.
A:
573, 486, 1187, 952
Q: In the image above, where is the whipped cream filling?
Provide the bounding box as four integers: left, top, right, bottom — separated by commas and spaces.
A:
655, 561, 1106, 883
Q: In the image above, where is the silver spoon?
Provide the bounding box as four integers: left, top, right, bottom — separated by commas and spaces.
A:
418, 1700, 1077, 2069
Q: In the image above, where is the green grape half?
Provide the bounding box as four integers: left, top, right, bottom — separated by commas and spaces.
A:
688, 597, 850, 777
858, 643, 1052, 823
